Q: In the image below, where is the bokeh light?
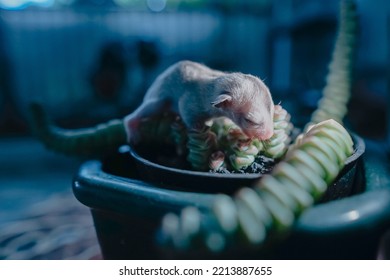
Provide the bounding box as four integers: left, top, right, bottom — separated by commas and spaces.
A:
146, 0, 166, 12
0, 0, 55, 9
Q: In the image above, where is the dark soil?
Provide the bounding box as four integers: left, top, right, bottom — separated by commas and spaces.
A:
135, 143, 276, 175
210, 155, 275, 175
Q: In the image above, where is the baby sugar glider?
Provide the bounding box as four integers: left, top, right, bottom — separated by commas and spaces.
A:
125, 60, 274, 143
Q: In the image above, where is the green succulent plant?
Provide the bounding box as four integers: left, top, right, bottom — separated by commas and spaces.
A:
159, 0, 359, 253
160, 119, 355, 252
307, 0, 358, 128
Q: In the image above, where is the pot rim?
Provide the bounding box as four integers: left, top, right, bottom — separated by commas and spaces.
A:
126, 132, 365, 192
73, 132, 366, 217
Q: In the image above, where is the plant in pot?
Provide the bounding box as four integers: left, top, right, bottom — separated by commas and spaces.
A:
28, 0, 390, 259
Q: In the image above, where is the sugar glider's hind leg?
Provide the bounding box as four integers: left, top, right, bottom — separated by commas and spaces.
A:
124, 98, 170, 144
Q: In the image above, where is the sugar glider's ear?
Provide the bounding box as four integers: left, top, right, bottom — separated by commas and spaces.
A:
211, 93, 232, 109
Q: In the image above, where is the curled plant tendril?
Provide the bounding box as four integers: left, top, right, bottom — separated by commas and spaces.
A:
186, 126, 218, 171
228, 136, 261, 171
137, 113, 177, 145
208, 118, 258, 172
214, 125, 261, 171
171, 117, 188, 156
160, 119, 354, 252
262, 105, 293, 159
307, 0, 358, 128
28, 103, 127, 157
188, 118, 261, 172
210, 117, 237, 141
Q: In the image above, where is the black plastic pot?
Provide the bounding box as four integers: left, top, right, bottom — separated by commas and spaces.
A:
72, 134, 390, 259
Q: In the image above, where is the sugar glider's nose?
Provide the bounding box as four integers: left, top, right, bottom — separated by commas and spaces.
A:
244, 127, 274, 140
258, 128, 274, 140
261, 128, 274, 140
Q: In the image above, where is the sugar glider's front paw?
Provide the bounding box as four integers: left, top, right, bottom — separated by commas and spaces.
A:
124, 118, 142, 145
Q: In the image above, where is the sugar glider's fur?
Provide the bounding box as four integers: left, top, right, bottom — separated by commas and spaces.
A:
125, 60, 274, 142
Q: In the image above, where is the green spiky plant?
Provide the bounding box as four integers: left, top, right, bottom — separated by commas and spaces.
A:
185, 104, 293, 172
158, 0, 359, 253
306, 0, 358, 129
160, 120, 354, 252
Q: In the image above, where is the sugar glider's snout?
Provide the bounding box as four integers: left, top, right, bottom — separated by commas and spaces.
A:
262, 127, 274, 140
257, 126, 274, 140
256, 110, 275, 140
242, 123, 274, 140
238, 100, 275, 140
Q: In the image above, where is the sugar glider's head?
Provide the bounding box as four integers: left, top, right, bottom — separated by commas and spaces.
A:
211, 73, 274, 140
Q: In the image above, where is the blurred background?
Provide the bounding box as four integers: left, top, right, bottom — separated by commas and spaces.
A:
0, 0, 389, 259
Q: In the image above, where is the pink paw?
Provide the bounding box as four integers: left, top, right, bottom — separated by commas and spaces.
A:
124, 118, 141, 145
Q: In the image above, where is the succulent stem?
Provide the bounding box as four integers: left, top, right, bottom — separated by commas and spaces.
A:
160, 119, 354, 252
308, 0, 358, 128
29, 103, 127, 157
